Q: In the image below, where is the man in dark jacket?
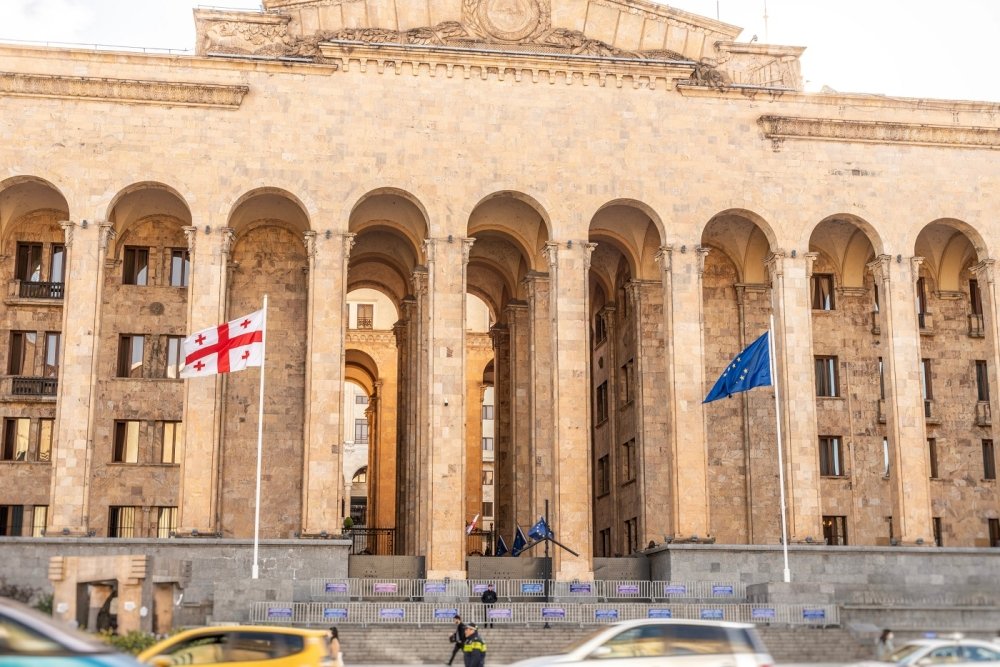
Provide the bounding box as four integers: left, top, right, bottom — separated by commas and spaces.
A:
462, 623, 487, 667
480, 583, 498, 628
447, 614, 467, 665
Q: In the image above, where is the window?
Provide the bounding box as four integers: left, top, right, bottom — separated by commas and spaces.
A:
353, 418, 369, 443
878, 357, 886, 399
113, 421, 140, 463
165, 336, 183, 379
15, 243, 42, 282
2, 418, 30, 461
621, 439, 636, 483
356, 303, 374, 330
38, 419, 53, 462
822, 515, 847, 546
811, 274, 835, 310
43, 333, 60, 378
481, 470, 494, 485
597, 455, 610, 496
31, 505, 47, 537
482, 437, 494, 452
971, 279, 984, 316
624, 517, 638, 554
161, 422, 182, 464
596, 382, 608, 423
50, 244, 65, 283
920, 359, 933, 399
355, 393, 369, 405
123, 247, 149, 285
984, 440, 997, 480
916, 277, 928, 327
886, 516, 894, 543
976, 360, 990, 402
117, 335, 145, 378
108, 506, 136, 538
169, 249, 190, 288
815, 356, 839, 397
818, 436, 844, 476
873, 283, 880, 313
599, 528, 611, 557
619, 360, 634, 405
928, 438, 939, 479
482, 405, 494, 420
989, 518, 1000, 547
883, 437, 891, 477
932, 517, 943, 547
352, 467, 367, 484
0, 506, 24, 536
8, 331, 37, 375
594, 313, 607, 346
481, 501, 494, 518
155, 507, 177, 538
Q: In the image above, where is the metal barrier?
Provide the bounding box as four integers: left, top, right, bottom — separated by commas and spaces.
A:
347, 528, 394, 555
250, 601, 839, 627
309, 578, 746, 602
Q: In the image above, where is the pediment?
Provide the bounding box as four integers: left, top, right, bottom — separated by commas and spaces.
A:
195, 0, 803, 89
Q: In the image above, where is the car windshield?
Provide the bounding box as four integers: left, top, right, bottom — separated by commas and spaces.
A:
886, 643, 929, 664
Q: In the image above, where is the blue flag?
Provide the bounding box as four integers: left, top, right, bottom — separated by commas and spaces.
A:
703, 331, 772, 403
528, 516, 554, 541
511, 525, 527, 556
495, 534, 509, 557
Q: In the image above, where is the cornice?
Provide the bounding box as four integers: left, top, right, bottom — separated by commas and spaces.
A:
758, 115, 1000, 151
0, 71, 248, 109
317, 40, 694, 89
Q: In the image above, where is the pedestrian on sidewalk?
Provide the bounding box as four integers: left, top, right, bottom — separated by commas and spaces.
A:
462, 623, 487, 667
328, 626, 344, 667
875, 629, 894, 660
447, 614, 468, 665
480, 583, 498, 628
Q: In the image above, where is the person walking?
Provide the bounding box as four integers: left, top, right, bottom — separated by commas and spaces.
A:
462, 623, 487, 667
447, 614, 468, 665
875, 629, 895, 660
328, 626, 344, 667
480, 583, 498, 628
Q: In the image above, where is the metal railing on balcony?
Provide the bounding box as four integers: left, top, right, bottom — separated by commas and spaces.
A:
969, 314, 985, 338
11, 376, 58, 396
348, 527, 394, 555
976, 400, 992, 426
18, 281, 64, 299
355, 318, 373, 330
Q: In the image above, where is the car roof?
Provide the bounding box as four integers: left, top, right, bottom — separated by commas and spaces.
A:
604, 618, 757, 630
0, 597, 118, 654
172, 625, 330, 638
904, 639, 997, 648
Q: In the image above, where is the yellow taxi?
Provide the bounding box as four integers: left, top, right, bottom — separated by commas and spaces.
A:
137, 625, 335, 666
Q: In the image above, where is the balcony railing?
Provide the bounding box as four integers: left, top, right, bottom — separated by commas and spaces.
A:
969, 314, 985, 338
976, 400, 992, 426
10, 376, 58, 396
348, 527, 394, 555
355, 318, 373, 330
16, 281, 64, 299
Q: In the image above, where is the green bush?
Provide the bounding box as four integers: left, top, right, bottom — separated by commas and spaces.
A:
33, 593, 53, 615
99, 629, 159, 655
342, 516, 354, 530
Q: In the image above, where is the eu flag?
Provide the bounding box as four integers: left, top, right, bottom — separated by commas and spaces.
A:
495, 534, 509, 557
511, 525, 528, 556
528, 516, 554, 541
703, 331, 772, 403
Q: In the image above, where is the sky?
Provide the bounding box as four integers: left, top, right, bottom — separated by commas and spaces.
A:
3, 0, 999, 102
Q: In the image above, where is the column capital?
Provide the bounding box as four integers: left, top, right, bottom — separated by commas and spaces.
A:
303, 230, 317, 259
58, 220, 75, 247
463, 237, 476, 266
489, 323, 510, 350
411, 267, 428, 297
972, 258, 997, 283
98, 222, 116, 253
183, 226, 198, 251
867, 254, 894, 281
910, 256, 925, 278
219, 227, 236, 257
764, 250, 787, 280
803, 251, 819, 278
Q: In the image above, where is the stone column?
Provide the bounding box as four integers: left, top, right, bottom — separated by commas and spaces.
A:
177, 226, 232, 534
626, 280, 669, 546
523, 273, 553, 525
490, 324, 513, 540
766, 251, 822, 542
49, 220, 113, 534
545, 241, 595, 580
870, 254, 933, 543
301, 232, 354, 534
972, 260, 1000, 446
423, 237, 473, 579
506, 301, 533, 532
655, 245, 709, 540
393, 317, 411, 553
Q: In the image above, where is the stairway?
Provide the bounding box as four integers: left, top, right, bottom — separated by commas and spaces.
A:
335, 625, 873, 664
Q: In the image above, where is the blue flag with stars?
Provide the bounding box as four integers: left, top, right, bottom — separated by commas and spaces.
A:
703, 331, 772, 403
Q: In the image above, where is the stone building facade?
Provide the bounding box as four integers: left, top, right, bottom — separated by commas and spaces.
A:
1, 0, 998, 581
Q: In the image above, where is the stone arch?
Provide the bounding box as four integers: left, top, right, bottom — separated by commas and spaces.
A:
468, 191, 551, 277
701, 210, 776, 284
914, 219, 986, 292
590, 200, 664, 282
228, 187, 310, 237
350, 188, 429, 260
808, 215, 882, 289
0, 176, 70, 243
345, 349, 380, 395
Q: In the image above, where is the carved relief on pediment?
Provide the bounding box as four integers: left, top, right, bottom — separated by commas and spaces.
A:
199, 14, 293, 56
463, 0, 551, 43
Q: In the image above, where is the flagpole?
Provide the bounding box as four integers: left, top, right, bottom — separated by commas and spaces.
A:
768, 313, 791, 583
252, 294, 268, 580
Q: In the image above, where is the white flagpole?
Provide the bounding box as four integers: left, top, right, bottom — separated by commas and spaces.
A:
768, 313, 791, 583
251, 294, 269, 580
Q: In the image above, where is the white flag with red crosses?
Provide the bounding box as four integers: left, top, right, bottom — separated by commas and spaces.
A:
181, 309, 265, 378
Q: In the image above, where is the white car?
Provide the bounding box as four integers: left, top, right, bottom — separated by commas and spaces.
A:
508, 619, 774, 667
854, 637, 1000, 667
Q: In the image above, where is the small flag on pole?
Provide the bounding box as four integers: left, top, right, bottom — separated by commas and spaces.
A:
181, 309, 265, 378
511, 525, 527, 556
528, 516, 554, 541
703, 331, 772, 403
495, 534, 509, 557
466, 513, 480, 535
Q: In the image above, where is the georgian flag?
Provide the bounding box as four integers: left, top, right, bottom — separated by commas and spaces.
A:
180, 309, 265, 378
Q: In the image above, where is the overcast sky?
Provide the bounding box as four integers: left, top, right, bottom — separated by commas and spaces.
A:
4, 0, 998, 102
